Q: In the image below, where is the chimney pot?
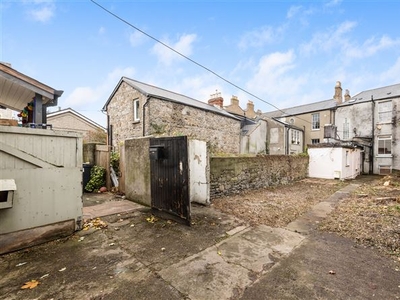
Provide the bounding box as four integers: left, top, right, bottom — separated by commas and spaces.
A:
334, 81, 343, 104
208, 92, 224, 108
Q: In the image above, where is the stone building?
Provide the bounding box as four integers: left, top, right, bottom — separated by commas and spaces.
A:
103, 77, 242, 154
207, 93, 267, 154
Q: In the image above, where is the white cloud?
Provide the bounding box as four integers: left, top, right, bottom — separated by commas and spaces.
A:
325, 0, 343, 7
238, 26, 284, 50
152, 33, 197, 66
287, 5, 302, 19
25, 0, 55, 23
300, 21, 357, 55
380, 57, 400, 83
63, 67, 135, 109
98, 27, 106, 35
246, 50, 308, 108
345, 35, 400, 59
129, 30, 146, 47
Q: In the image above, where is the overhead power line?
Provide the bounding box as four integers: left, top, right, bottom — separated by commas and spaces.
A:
90, 0, 313, 124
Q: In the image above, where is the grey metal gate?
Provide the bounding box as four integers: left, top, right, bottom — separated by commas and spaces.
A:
149, 136, 191, 225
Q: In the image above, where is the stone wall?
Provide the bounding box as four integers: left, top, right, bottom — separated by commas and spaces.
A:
210, 155, 308, 198
107, 82, 145, 151
107, 82, 241, 154
147, 98, 241, 154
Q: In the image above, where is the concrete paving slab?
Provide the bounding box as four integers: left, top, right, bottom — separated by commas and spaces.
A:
159, 246, 253, 300
82, 200, 143, 220
158, 225, 305, 299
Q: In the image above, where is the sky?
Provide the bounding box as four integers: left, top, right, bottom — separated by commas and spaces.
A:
1, 0, 400, 127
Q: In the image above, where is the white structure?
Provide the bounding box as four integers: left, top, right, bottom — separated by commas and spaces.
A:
335, 83, 400, 174
308, 144, 361, 180
188, 139, 210, 205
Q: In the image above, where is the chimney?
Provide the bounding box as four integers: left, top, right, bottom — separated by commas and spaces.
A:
246, 101, 256, 118
344, 89, 351, 101
333, 81, 343, 104
230, 95, 239, 106
208, 91, 224, 108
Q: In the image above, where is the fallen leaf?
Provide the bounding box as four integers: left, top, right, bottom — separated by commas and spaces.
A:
146, 216, 158, 223
328, 270, 336, 275
40, 274, 49, 279
16, 262, 27, 267
161, 247, 166, 251
109, 242, 115, 246
217, 250, 222, 256
58, 267, 66, 272
21, 280, 40, 289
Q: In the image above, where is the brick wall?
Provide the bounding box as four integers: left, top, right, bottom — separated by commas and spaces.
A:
210, 155, 308, 198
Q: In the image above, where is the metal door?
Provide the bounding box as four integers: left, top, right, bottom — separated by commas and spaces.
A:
149, 136, 190, 225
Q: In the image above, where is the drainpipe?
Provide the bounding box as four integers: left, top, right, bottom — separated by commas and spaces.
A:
285, 126, 289, 155
370, 95, 375, 174
302, 125, 306, 153
142, 96, 150, 136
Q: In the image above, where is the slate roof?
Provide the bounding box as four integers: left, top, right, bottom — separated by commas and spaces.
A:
340, 82, 400, 106
262, 98, 336, 118
263, 82, 400, 117
103, 77, 240, 120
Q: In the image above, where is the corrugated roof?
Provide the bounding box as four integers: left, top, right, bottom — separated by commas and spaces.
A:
103, 77, 240, 120
262, 98, 336, 118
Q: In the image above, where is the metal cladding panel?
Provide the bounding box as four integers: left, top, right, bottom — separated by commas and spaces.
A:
150, 136, 190, 224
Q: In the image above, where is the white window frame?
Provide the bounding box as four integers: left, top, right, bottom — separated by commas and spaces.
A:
133, 99, 140, 122
343, 118, 349, 140
378, 101, 392, 123
291, 130, 300, 144
377, 135, 392, 156
311, 138, 320, 145
312, 113, 320, 130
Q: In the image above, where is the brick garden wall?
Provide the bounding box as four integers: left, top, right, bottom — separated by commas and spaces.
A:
210, 155, 308, 198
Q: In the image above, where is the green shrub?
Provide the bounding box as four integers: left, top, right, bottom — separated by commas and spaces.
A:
85, 165, 106, 192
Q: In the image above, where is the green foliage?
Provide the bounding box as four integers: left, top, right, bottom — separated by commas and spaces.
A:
150, 122, 166, 134
85, 165, 106, 192
110, 151, 120, 174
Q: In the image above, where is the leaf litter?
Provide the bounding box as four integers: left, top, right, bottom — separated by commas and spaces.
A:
320, 175, 400, 258
212, 178, 346, 227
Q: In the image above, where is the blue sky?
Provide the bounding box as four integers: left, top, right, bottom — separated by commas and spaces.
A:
2, 0, 400, 127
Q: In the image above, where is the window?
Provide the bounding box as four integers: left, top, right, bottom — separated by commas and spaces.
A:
312, 113, 320, 130
291, 130, 300, 144
378, 101, 392, 123
133, 99, 140, 122
378, 135, 392, 155
343, 118, 349, 140
311, 139, 320, 144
